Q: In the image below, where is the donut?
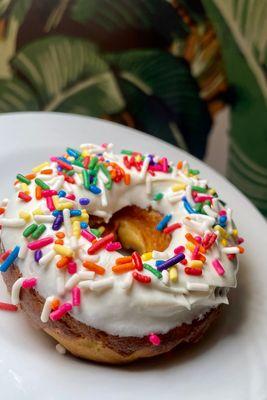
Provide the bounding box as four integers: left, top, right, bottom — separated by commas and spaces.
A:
0, 143, 244, 364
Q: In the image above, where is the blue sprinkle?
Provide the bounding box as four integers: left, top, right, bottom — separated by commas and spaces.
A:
52, 213, 63, 230
70, 210, 82, 217
79, 198, 90, 206
58, 156, 72, 165
182, 196, 196, 214
80, 222, 88, 229
66, 148, 81, 159
155, 260, 165, 267
58, 190, 66, 198
156, 214, 172, 231
57, 166, 63, 172
219, 215, 227, 227
52, 210, 62, 217
34, 250, 43, 263
89, 185, 102, 195
0, 246, 20, 272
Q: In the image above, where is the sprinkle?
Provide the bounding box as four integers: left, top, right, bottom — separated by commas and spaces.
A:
143, 263, 162, 279
72, 287, 81, 306
184, 267, 202, 276
187, 282, 209, 291
124, 174, 131, 185
163, 222, 182, 234
56, 344, 66, 355
0, 250, 11, 261
174, 246, 185, 254
132, 251, 143, 271
31, 224, 46, 239
87, 233, 114, 254
50, 303, 72, 321
0, 246, 20, 272
35, 186, 43, 200
54, 245, 73, 258
89, 185, 101, 195
16, 174, 31, 185
56, 256, 70, 269
152, 250, 170, 259
106, 242, 122, 251
0, 218, 26, 227
11, 278, 24, 304
35, 178, 50, 190
34, 215, 55, 224
52, 213, 63, 231
0, 302, 18, 312
32, 162, 49, 173
149, 333, 161, 346
56, 158, 73, 171
40, 169, 53, 175
221, 246, 242, 254
112, 262, 135, 274
58, 190, 66, 198
156, 253, 185, 271
82, 261, 105, 275
65, 271, 95, 290
189, 260, 203, 269
63, 209, 72, 237
23, 223, 38, 237
72, 221, 81, 239
141, 252, 153, 261
169, 266, 178, 282
153, 193, 163, 201
182, 196, 196, 214
39, 250, 56, 266
132, 271, 151, 284
212, 259, 225, 276
81, 229, 95, 242
41, 296, 55, 322
42, 190, 58, 198
185, 233, 206, 253
79, 277, 114, 291
156, 214, 172, 231
191, 185, 207, 193
172, 183, 186, 192
22, 278, 37, 289
67, 147, 81, 159
34, 250, 43, 263
28, 237, 54, 251
162, 270, 169, 284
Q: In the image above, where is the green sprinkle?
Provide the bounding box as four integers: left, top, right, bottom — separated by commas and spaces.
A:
89, 156, 98, 170
82, 169, 90, 190
66, 170, 75, 176
31, 224, 46, 239
168, 166, 173, 173
143, 263, 162, 279
191, 185, 207, 193
99, 164, 112, 190
35, 178, 50, 190
194, 203, 203, 213
16, 174, 31, 185
105, 181, 113, 190
72, 159, 84, 168
92, 176, 98, 185
204, 200, 211, 207
121, 149, 133, 155
189, 169, 200, 175
153, 193, 163, 201
88, 169, 97, 176
23, 224, 38, 238
90, 228, 101, 238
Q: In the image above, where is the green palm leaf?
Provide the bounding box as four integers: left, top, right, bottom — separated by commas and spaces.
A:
0, 78, 38, 111
10, 36, 125, 115
106, 49, 211, 158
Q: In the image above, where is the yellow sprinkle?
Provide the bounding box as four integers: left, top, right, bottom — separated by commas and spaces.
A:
52, 196, 73, 210
186, 242, 195, 252
172, 183, 186, 192
72, 221, 81, 239
54, 245, 73, 258
141, 252, 153, 261
135, 155, 142, 162
71, 211, 89, 223
98, 226, 105, 234
169, 266, 178, 282
20, 183, 30, 194
189, 260, 203, 269
232, 229, 238, 237
214, 225, 228, 238
221, 238, 228, 247
208, 188, 216, 195
81, 150, 89, 157
32, 208, 44, 215
32, 162, 49, 173
19, 210, 32, 222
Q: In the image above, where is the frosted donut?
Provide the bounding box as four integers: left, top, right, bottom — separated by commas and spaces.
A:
0, 143, 244, 363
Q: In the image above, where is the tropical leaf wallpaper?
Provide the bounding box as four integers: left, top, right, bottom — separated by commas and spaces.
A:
0, 0, 266, 215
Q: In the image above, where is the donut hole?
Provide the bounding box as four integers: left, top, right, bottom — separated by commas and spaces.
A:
89, 206, 171, 255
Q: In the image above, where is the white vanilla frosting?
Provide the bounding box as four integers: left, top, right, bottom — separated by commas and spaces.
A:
0, 143, 241, 337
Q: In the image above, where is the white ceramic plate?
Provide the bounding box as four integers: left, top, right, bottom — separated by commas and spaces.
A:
0, 113, 266, 400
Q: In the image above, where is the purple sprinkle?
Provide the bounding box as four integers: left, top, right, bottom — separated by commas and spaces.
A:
34, 250, 43, 263
52, 213, 63, 231
156, 253, 185, 271
79, 198, 90, 206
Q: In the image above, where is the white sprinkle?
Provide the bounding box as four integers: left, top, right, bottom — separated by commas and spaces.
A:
186, 282, 210, 291
203, 205, 218, 218
98, 170, 109, 184
221, 247, 240, 254
161, 270, 169, 285
34, 215, 55, 223
79, 277, 114, 291
41, 296, 55, 322
56, 343, 66, 355
65, 271, 95, 290
177, 170, 193, 184
11, 278, 24, 305
39, 250, 56, 266
152, 250, 170, 259
63, 181, 73, 193
70, 236, 78, 250
140, 156, 150, 180
72, 164, 83, 173
74, 172, 82, 187
186, 184, 194, 207
52, 175, 64, 191
37, 174, 54, 181
120, 272, 133, 290
0, 218, 26, 227
212, 198, 220, 212
18, 238, 28, 259
226, 208, 233, 234
63, 209, 72, 237
1, 198, 9, 207
183, 218, 204, 235
166, 192, 184, 203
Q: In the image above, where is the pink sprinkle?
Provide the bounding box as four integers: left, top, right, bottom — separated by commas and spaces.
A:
27, 236, 54, 250
22, 278, 37, 289
194, 195, 213, 203
219, 210, 227, 216
46, 196, 55, 211
66, 194, 76, 200
50, 156, 58, 162
237, 237, 244, 244
195, 236, 202, 243
149, 333, 161, 346
42, 190, 58, 198
50, 303, 72, 321
161, 157, 168, 173
68, 261, 77, 274
72, 287, 81, 307
106, 242, 122, 251
149, 164, 163, 172
81, 229, 95, 242
174, 245, 185, 255
212, 258, 225, 276
192, 244, 200, 260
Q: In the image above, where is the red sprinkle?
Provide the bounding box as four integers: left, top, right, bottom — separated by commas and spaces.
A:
132, 271, 151, 284
0, 249, 11, 261
83, 156, 90, 169
163, 222, 182, 234
0, 207, 5, 215
174, 246, 185, 255
132, 251, 143, 271
87, 233, 114, 255
0, 302, 18, 312
56, 158, 73, 171
18, 192, 32, 202
185, 267, 202, 276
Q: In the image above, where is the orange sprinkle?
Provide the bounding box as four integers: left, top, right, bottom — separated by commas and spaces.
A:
40, 169, 53, 175
177, 161, 183, 169
0, 207, 5, 215
25, 173, 36, 180
55, 239, 64, 245
56, 256, 70, 268
124, 174, 131, 185
194, 253, 206, 263
83, 261, 105, 275
56, 232, 65, 239
116, 256, 132, 265
185, 233, 206, 253
238, 246, 245, 254
35, 186, 42, 200
112, 262, 135, 274
51, 298, 60, 310
110, 170, 116, 179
